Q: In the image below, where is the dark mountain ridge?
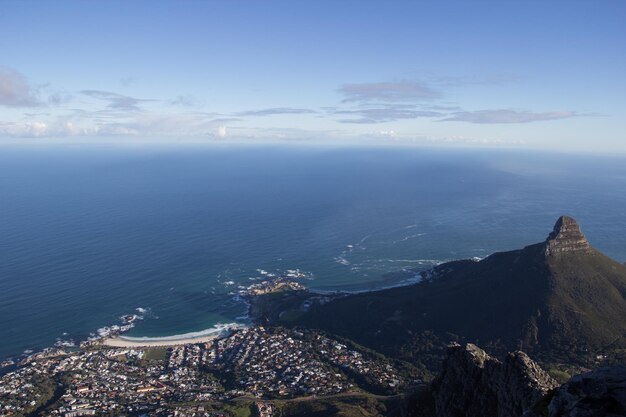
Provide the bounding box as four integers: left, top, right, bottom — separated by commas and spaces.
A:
296, 216, 626, 364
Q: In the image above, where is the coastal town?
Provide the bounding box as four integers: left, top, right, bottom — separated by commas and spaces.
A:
0, 271, 418, 417
0, 325, 409, 417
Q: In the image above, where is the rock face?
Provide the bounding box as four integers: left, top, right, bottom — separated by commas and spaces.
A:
544, 216, 591, 256
429, 345, 626, 417
432, 343, 558, 417
548, 365, 626, 417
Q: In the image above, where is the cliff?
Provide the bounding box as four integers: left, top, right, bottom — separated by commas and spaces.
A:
426, 343, 626, 417
431, 343, 558, 417
544, 215, 592, 255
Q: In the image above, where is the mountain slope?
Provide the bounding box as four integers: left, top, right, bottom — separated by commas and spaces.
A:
297, 216, 626, 363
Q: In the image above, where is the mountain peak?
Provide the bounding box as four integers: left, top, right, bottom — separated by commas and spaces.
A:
296, 215, 626, 365
545, 215, 591, 255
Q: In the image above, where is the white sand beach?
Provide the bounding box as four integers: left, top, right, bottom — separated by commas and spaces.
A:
101, 333, 221, 347
99, 323, 243, 348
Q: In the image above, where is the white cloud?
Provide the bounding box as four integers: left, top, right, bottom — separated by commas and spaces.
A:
217, 126, 227, 138
89, 112, 226, 136
0, 119, 103, 138
441, 109, 578, 124
170, 95, 197, 107
81, 90, 154, 111
335, 106, 441, 123
0, 67, 41, 107
47, 91, 73, 106
236, 107, 316, 117
338, 81, 441, 103
0, 121, 48, 137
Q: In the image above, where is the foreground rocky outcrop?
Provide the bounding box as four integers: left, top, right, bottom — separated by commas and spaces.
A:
427, 343, 626, 417
548, 365, 626, 417
431, 343, 558, 417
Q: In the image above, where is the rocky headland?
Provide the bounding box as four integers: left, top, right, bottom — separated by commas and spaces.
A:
291, 216, 626, 367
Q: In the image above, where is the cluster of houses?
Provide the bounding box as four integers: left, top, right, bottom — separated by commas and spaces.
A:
171, 405, 226, 417
205, 326, 405, 397
1, 347, 168, 416
207, 326, 352, 397
315, 335, 403, 392
0, 326, 405, 416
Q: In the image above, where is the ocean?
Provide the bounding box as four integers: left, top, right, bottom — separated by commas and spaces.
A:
1, 144, 626, 361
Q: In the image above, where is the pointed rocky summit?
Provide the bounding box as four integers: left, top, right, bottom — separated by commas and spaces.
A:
544, 215, 591, 255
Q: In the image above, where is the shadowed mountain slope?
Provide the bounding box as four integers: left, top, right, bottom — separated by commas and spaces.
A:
297, 216, 626, 363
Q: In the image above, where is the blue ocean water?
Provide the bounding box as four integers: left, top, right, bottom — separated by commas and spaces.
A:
1, 144, 626, 361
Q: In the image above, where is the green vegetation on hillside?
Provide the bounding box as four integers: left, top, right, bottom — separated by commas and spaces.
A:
284, 218, 626, 370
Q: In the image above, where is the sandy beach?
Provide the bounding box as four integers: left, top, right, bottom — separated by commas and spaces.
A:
101, 333, 221, 348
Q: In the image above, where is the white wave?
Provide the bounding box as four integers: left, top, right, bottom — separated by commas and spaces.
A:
97, 327, 110, 336
117, 323, 245, 342
379, 258, 443, 264
391, 232, 426, 244
320, 274, 424, 296
96, 322, 133, 336
54, 339, 76, 348
285, 269, 309, 278
334, 256, 351, 266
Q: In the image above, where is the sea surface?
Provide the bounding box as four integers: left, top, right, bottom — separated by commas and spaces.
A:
1, 144, 626, 361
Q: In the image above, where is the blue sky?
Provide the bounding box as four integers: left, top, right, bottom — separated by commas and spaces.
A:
1, 1, 625, 151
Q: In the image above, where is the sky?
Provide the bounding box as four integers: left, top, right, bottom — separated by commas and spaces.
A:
1, 1, 625, 152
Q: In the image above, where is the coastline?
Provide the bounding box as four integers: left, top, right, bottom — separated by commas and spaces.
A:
0, 267, 431, 364
101, 333, 221, 348
99, 323, 242, 348
100, 270, 433, 349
